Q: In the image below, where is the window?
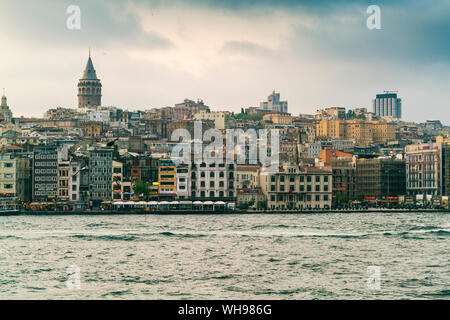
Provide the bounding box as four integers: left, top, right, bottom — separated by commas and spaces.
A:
315, 176, 320, 182
210, 172, 214, 178
4, 162, 13, 168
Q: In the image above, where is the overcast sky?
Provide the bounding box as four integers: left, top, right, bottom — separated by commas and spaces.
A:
1, 0, 449, 124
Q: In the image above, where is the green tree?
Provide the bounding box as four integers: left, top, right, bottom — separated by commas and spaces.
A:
133, 180, 150, 200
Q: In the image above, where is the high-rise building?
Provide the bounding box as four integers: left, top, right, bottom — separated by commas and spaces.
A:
372, 92, 402, 119
78, 51, 102, 108
259, 91, 288, 113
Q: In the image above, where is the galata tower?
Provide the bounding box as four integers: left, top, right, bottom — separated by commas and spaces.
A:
77, 50, 102, 108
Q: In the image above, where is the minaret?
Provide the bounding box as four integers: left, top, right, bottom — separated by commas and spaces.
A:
77, 50, 102, 108
0, 89, 13, 122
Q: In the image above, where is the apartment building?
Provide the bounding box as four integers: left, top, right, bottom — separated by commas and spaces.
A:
405, 143, 443, 196
88, 147, 113, 205
356, 157, 406, 200
190, 161, 236, 200
158, 159, 177, 197
32, 148, 58, 202
57, 161, 70, 201
260, 164, 332, 210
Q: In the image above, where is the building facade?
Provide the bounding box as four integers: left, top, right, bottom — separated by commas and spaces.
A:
356, 157, 406, 200
32, 148, 58, 202
88, 148, 113, 205
405, 143, 443, 196
372, 92, 402, 119
259, 91, 288, 113
260, 164, 332, 210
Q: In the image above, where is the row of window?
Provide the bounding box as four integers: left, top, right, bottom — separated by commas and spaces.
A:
0, 184, 13, 189
34, 162, 57, 167
270, 184, 329, 192
35, 169, 57, 174
192, 181, 233, 188
35, 176, 57, 182
191, 191, 234, 197
270, 175, 329, 183
270, 194, 329, 202
34, 191, 57, 196
34, 154, 57, 160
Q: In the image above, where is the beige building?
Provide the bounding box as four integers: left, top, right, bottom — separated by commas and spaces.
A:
260, 164, 332, 210
194, 110, 228, 130
262, 112, 293, 125
0, 154, 17, 197
316, 119, 395, 144
236, 165, 260, 189
57, 161, 70, 200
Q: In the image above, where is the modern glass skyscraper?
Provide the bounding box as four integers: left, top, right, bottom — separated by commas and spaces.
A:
372, 92, 402, 119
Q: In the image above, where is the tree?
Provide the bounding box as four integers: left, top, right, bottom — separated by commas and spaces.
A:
133, 180, 150, 200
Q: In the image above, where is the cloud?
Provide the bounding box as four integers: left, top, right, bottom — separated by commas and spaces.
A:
0, 0, 450, 123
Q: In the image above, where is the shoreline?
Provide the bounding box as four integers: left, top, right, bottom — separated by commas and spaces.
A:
1, 208, 448, 216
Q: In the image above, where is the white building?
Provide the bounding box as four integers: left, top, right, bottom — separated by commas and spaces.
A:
259, 91, 288, 113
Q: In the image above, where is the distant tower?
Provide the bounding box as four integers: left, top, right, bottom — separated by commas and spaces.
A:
77, 50, 102, 108
0, 89, 13, 122
372, 91, 402, 119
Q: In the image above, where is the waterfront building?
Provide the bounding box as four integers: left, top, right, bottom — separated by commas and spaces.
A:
57, 161, 70, 201
78, 52, 102, 108
372, 92, 402, 119
88, 147, 113, 206
236, 188, 266, 209
236, 165, 260, 189
260, 164, 332, 210
176, 163, 189, 199
444, 141, 450, 196
356, 157, 406, 201
0, 154, 17, 197
158, 159, 177, 198
190, 161, 236, 200
405, 142, 443, 196
32, 148, 58, 202
330, 157, 356, 206
259, 91, 288, 113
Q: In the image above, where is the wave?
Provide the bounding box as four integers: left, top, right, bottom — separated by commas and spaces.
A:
71, 234, 139, 241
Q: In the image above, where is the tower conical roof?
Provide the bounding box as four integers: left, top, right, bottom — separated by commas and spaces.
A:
81, 55, 98, 80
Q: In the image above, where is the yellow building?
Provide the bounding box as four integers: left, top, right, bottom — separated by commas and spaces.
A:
263, 112, 293, 125
158, 159, 176, 196
316, 119, 395, 144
